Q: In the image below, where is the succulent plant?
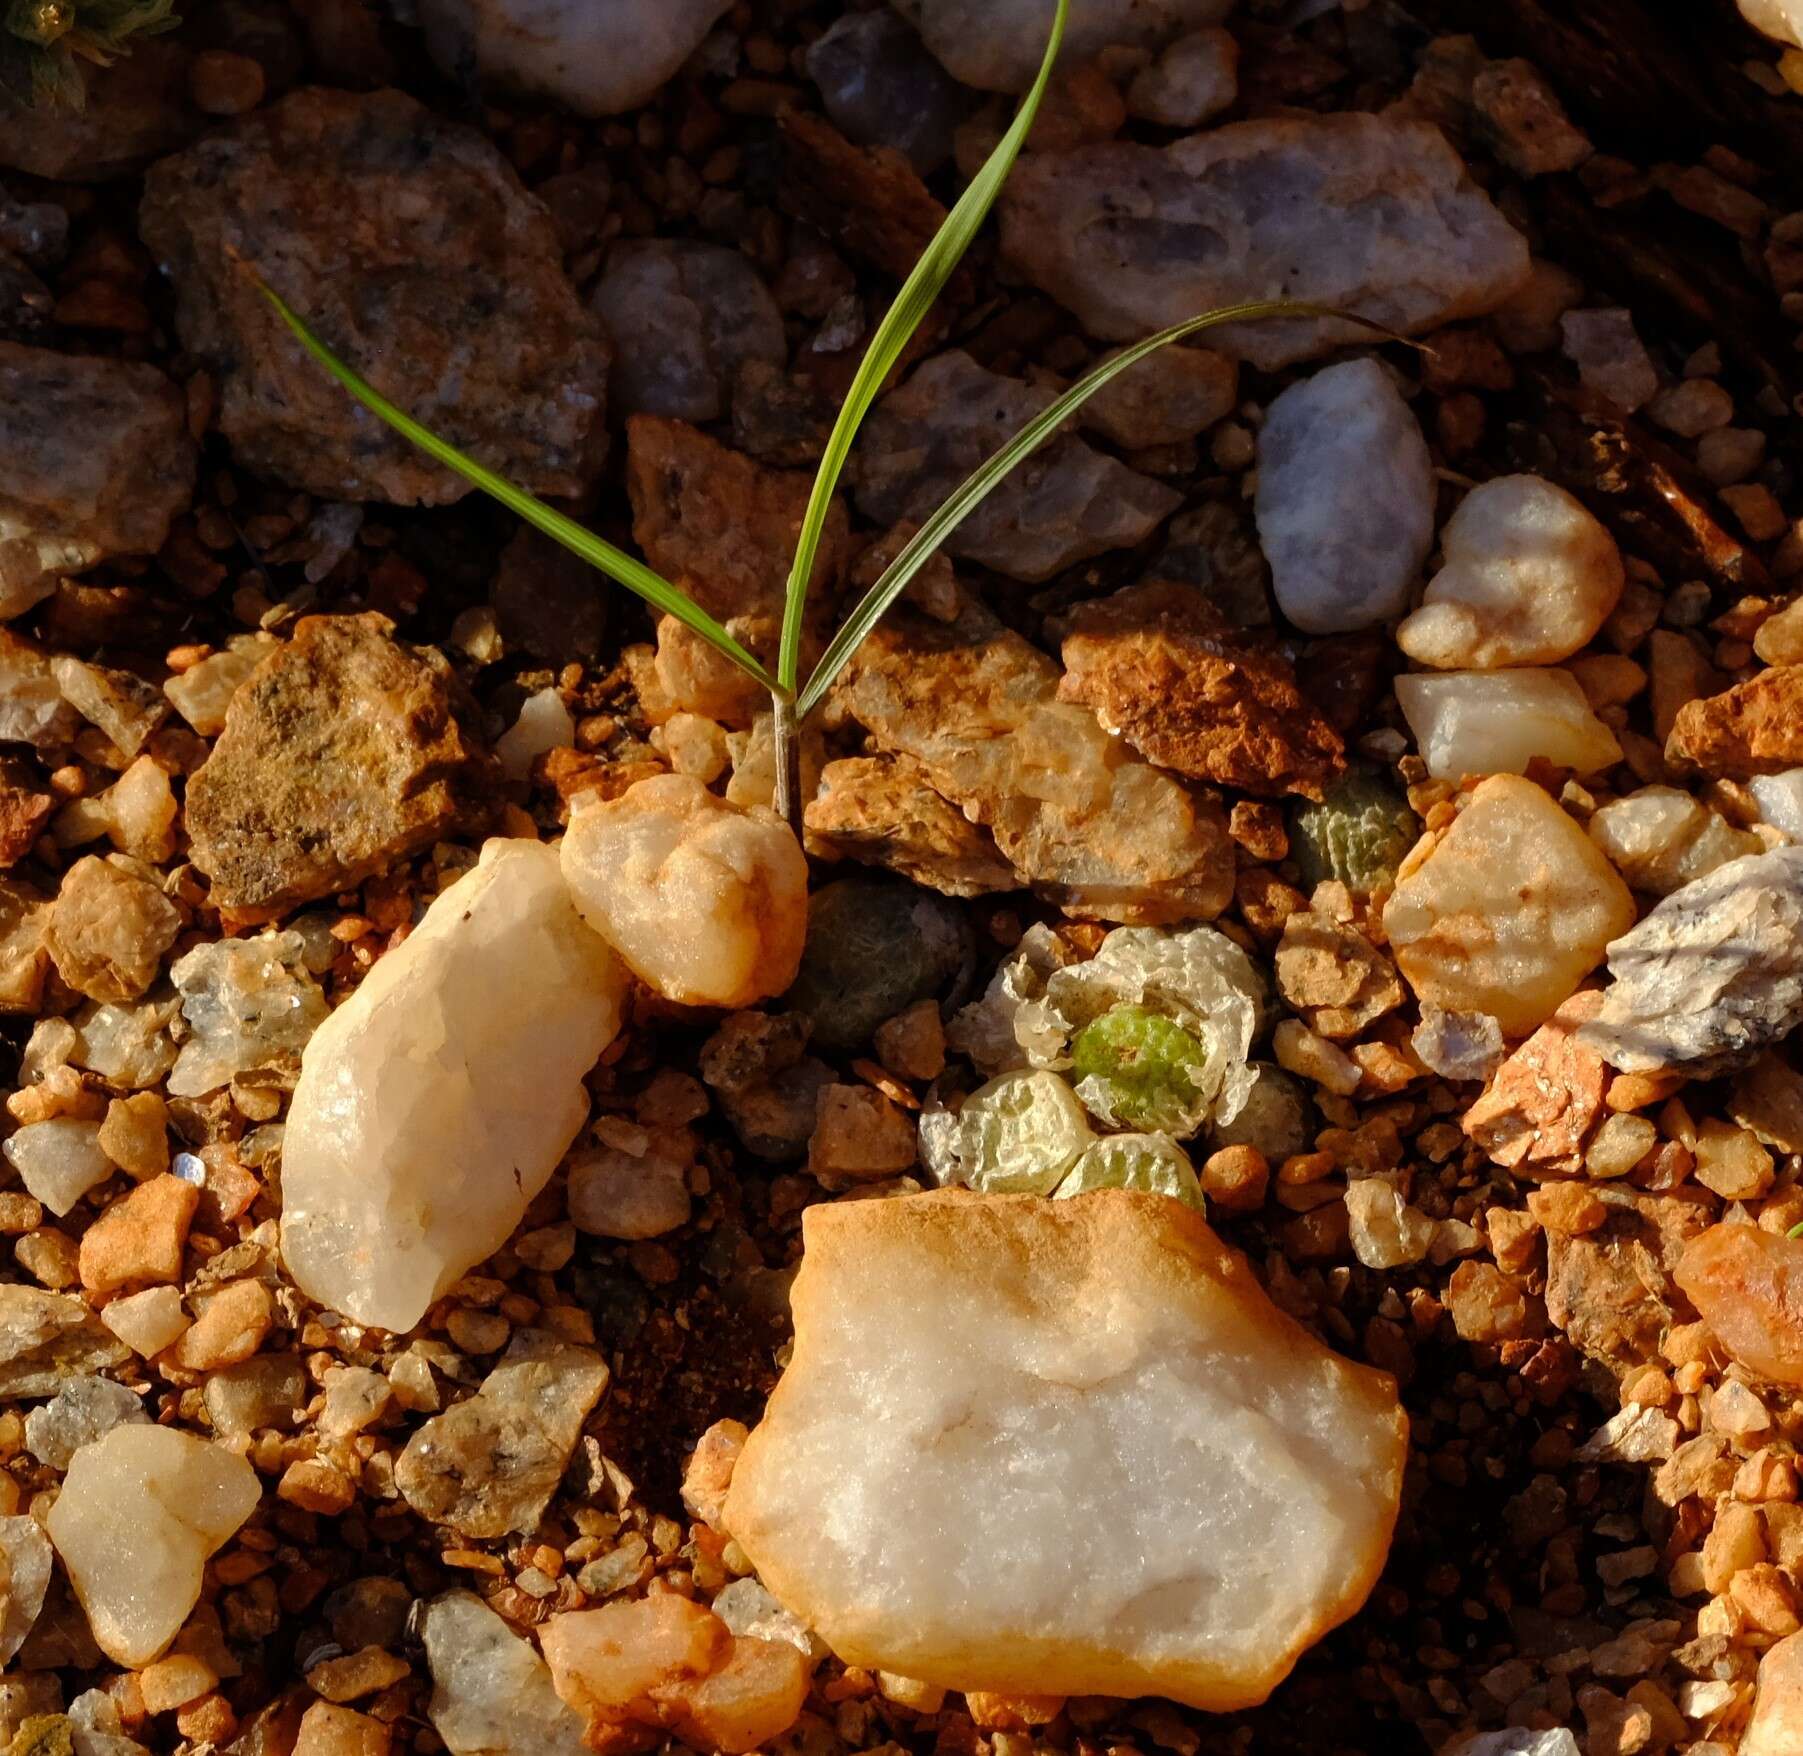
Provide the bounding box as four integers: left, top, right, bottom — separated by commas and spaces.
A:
2, 0, 178, 109
1290, 766, 1421, 897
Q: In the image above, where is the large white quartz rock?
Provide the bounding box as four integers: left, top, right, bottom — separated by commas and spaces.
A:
890, 0, 1233, 92
998, 114, 1529, 369
45, 1425, 259, 1667
1384, 775, 1634, 1037
1577, 847, 1803, 1075
725, 1189, 1407, 1710
1255, 359, 1434, 635
1394, 668, 1623, 781
417, 0, 734, 116
281, 839, 627, 1333
561, 775, 808, 1009
1397, 475, 1624, 670
1740, 0, 1803, 48
422, 1590, 589, 1756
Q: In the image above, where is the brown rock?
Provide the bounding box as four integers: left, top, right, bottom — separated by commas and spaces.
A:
1543, 1190, 1712, 1364
44, 856, 181, 1004
1058, 581, 1344, 799
292, 1702, 390, 1756
77, 1176, 199, 1295
0, 779, 50, 867
138, 88, 605, 505
626, 416, 847, 628
1667, 667, 1803, 778
1077, 346, 1238, 449
807, 1085, 917, 1189
185, 614, 499, 915
0, 344, 195, 579
395, 1331, 609, 1539
804, 755, 1017, 899
1462, 990, 1609, 1178
778, 109, 949, 282
0, 43, 202, 181
165, 1280, 274, 1373
1273, 910, 1404, 1040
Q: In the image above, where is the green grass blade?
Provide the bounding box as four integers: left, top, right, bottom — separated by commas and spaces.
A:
255, 280, 782, 695
797, 301, 1407, 719
774, 0, 1070, 694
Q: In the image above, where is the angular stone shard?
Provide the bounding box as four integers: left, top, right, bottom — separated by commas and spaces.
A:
139, 88, 605, 505
726, 1189, 1407, 1710
281, 840, 627, 1333
1675, 1224, 1803, 1389
1395, 669, 1623, 782
998, 114, 1530, 368
421, 1590, 589, 1756
1254, 358, 1434, 635
0, 344, 195, 579
1578, 847, 1803, 1075
0, 1287, 129, 1396
44, 1425, 259, 1666
1667, 668, 1803, 779
185, 614, 500, 917
396, 1332, 609, 1538
853, 351, 1181, 584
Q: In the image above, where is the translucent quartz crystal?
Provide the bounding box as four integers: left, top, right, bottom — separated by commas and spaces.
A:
281, 839, 627, 1332
561, 775, 807, 1009
1587, 786, 1763, 895
726, 1190, 1407, 1709
1395, 668, 1622, 781
938, 1070, 1093, 1196
167, 932, 328, 1098
1052, 1131, 1204, 1212
3, 1118, 111, 1216
1675, 1223, 1803, 1388
1396, 475, 1624, 670
45, 1425, 258, 1666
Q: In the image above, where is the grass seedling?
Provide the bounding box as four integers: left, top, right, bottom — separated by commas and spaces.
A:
258, 0, 1402, 826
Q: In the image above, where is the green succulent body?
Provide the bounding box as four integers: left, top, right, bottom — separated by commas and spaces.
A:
1069, 1004, 1212, 1134
3, 0, 177, 109
1291, 768, 1421, 897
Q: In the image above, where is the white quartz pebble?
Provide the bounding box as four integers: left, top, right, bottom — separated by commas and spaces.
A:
496, 687, 574, 782
100, 1286, 190, 1357
1397, 475, 1624, 670
561, 774, 808, 1009
3, 1118, 112, 1217
1395, 668, 1622, 781
281, 839, 627, 1333
727, 1189, 1406, 1711
1256, 359, 1435, 635
45, 1424, 259, 1666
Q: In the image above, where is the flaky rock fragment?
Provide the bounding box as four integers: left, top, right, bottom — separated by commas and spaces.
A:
804, 756, 1017, 898
1384, 775, 1635, 1037
185, 615, 499, 916
0, 629, 77, 749
139, 89, 605, 504
854, 351, 1180, 584
1578, 847, 1803, 1075
1274, 911, 1403, 1041
422, 1591, 589, 1756
44, 857, 180, 1005
44, 1425, 258, 1666
1255, 359, 1435, 635
0, 1288, 128, 1395
282, 840, 627, 1332
167, 933, 328, 1098
1461, 992, 1607, 1177
1666, 668, 1803, 779
1676, 1225, 1803, 1388
396, 1331, 609, 1538
0, 345, 195, 580
418, 0, 734, 115
0, 1515, 51, 1665
1395, 669, 1623, 781
1546, 1190, 1710, 1365
1397, 476, 1624, 670
998, 114, 1529, 369
1057, 580, 1343, 799
892, 0, 1232, 91
561, 775, 808, 1008
726, 1190, 1406, 1710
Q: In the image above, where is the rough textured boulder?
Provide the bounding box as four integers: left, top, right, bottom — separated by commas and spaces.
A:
998, 114, 1529, 368
185, 614, 500, 916
727, 1190, 1406, 1710
139, 88, 606, 505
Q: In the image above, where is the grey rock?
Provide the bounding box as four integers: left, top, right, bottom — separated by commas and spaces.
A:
807, 11, 966, 174
421, 1590, 588, 1756
1449, 1734, 1579, 1756
203, 1355, 308, 1439
891, 0, 1232, 92
395, 1331, 609, 1539
1578, 846, 1803, 1074
786, 877, 971, 1054
1125, 27, 1238, 128
590, 240, 785, 424
1207, 1062, 1312, 1162
167, 933, 328, 1099
25, 1377, 147, 1471
998, 113, 1529, 369
0, 1289, 129, 1397
1412, 1004, 1505, 1084
854, 350, 1181, 583
1255, 358, 1434, 634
